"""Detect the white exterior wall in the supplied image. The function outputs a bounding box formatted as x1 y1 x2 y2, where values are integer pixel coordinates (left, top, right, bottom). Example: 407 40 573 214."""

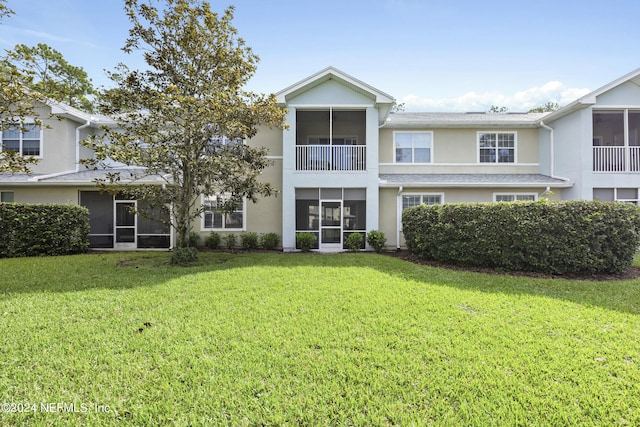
280 80 383 251
552 81 640 200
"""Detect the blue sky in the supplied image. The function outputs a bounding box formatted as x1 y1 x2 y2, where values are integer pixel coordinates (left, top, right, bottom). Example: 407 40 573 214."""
2 0 639 111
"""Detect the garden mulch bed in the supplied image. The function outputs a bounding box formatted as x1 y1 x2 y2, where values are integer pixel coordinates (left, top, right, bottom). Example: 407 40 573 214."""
383 250 640 281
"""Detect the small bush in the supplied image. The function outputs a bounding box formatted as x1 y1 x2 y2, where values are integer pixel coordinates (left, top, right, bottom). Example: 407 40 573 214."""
296 232 317 252
188 231 201 248
240 232 259 250
366 230 387 253
170 246 198 265
0 203 89 258
261 232 280 250
224 234 237 250
345 232 364 252
204 232 221 249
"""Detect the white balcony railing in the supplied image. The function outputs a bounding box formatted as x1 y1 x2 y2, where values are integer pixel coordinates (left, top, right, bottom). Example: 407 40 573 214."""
296 145 366 171
593 146 640 172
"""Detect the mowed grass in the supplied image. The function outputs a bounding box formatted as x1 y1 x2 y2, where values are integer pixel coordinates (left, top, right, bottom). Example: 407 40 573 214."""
1 252 639 426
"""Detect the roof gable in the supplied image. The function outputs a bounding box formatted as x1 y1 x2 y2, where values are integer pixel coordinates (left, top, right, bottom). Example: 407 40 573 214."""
276 66 395 106
542 68 640 123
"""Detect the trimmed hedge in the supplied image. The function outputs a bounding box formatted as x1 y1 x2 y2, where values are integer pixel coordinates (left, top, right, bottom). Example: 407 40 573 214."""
0 203 90 258
402 200 640 275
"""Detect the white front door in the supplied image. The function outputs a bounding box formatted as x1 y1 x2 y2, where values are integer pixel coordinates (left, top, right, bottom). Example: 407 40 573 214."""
115 200 137 250
320 200 342 250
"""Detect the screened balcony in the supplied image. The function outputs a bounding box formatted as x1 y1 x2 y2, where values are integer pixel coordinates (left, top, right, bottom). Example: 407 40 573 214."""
296 110 366 172
593 110 640 172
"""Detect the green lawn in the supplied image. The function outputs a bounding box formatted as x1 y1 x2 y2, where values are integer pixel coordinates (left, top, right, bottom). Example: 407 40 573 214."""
1 252 639 426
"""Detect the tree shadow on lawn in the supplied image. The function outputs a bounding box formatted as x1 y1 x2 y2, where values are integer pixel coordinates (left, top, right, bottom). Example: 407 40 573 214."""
1 250 638 315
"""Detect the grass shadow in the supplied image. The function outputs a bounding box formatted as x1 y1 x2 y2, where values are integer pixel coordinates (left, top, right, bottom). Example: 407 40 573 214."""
1 250 638 315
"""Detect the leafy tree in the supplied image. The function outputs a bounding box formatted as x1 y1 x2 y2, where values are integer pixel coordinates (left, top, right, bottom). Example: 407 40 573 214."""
0 0 45 173
528 101 559 113
488 105 508 114
6 43 96 112
83 0 286 261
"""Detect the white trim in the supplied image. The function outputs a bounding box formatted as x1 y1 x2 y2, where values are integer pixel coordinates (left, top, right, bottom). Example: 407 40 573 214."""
492 192 538 202
266 155 283 160
393 130 434 164
1 122 44 159
378 162 539 167
476 131 517 164
200 193 247 232
287 104 373 109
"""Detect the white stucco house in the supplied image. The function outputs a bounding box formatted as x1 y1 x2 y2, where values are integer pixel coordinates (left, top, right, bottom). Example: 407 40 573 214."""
2 67 640 251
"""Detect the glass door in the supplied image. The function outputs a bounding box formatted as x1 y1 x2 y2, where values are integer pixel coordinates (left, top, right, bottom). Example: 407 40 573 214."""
115 200 137 249
320 200 341 250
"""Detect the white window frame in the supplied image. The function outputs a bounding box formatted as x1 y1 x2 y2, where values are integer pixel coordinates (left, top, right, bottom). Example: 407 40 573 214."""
1 123 43 158
0 191 15 202
201 194 246 231
493 193 538 202
477 131 517 164
393 131 433 164
401 193 445 210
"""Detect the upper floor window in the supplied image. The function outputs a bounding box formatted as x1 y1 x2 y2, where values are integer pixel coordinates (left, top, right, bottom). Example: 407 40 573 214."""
494 193 537 202
402 193 443 210
1 124 42 157
394 132 432 163
202 194 244 230
205 135 244 154
478 132 515 163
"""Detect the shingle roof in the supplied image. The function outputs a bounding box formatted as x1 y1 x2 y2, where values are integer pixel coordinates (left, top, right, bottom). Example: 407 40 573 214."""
0 168 167 185
379 173 572 188
384 112 548 128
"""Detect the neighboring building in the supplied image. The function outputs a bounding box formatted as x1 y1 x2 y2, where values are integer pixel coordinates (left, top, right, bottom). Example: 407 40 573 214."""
2 67 640 251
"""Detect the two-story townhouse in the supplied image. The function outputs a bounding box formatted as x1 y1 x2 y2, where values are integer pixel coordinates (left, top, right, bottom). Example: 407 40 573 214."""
2 66 640 252
0 102 172 250
538 68 640 205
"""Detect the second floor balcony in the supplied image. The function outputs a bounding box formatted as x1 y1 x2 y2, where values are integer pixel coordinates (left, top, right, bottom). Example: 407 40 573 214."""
296 145 366 171
593 146 640 172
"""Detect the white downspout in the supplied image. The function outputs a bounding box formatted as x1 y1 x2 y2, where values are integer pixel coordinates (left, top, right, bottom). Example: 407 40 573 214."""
29 119 92 182
396 186 403 250
540 120 572 182
75 120 91 172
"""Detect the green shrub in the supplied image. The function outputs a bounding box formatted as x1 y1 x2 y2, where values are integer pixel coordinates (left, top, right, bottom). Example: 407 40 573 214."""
188 231 201 248
204 232 221 249
402 200 640 275
296 232 317 252
223 233 237 250
240 232 259 250
170 246 198 265
261 232 279 250
345 232 364 252
0 203 89 258
366 230 387 253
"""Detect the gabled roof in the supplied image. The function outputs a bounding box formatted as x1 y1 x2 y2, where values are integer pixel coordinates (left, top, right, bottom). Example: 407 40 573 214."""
275 66 395 106
48 100 116 127
540 67 640 123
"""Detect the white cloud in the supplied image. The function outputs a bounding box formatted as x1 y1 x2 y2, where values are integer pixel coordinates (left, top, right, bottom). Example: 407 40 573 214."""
3 26 98 48
401 81 591 112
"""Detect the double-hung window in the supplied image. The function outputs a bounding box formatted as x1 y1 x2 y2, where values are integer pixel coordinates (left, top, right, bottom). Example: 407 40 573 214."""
478 132 515 163
0 191 14 202
395 132 432 163
2 124 42 157
402 194 443 210
494 193 537 202
202 194 244 230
